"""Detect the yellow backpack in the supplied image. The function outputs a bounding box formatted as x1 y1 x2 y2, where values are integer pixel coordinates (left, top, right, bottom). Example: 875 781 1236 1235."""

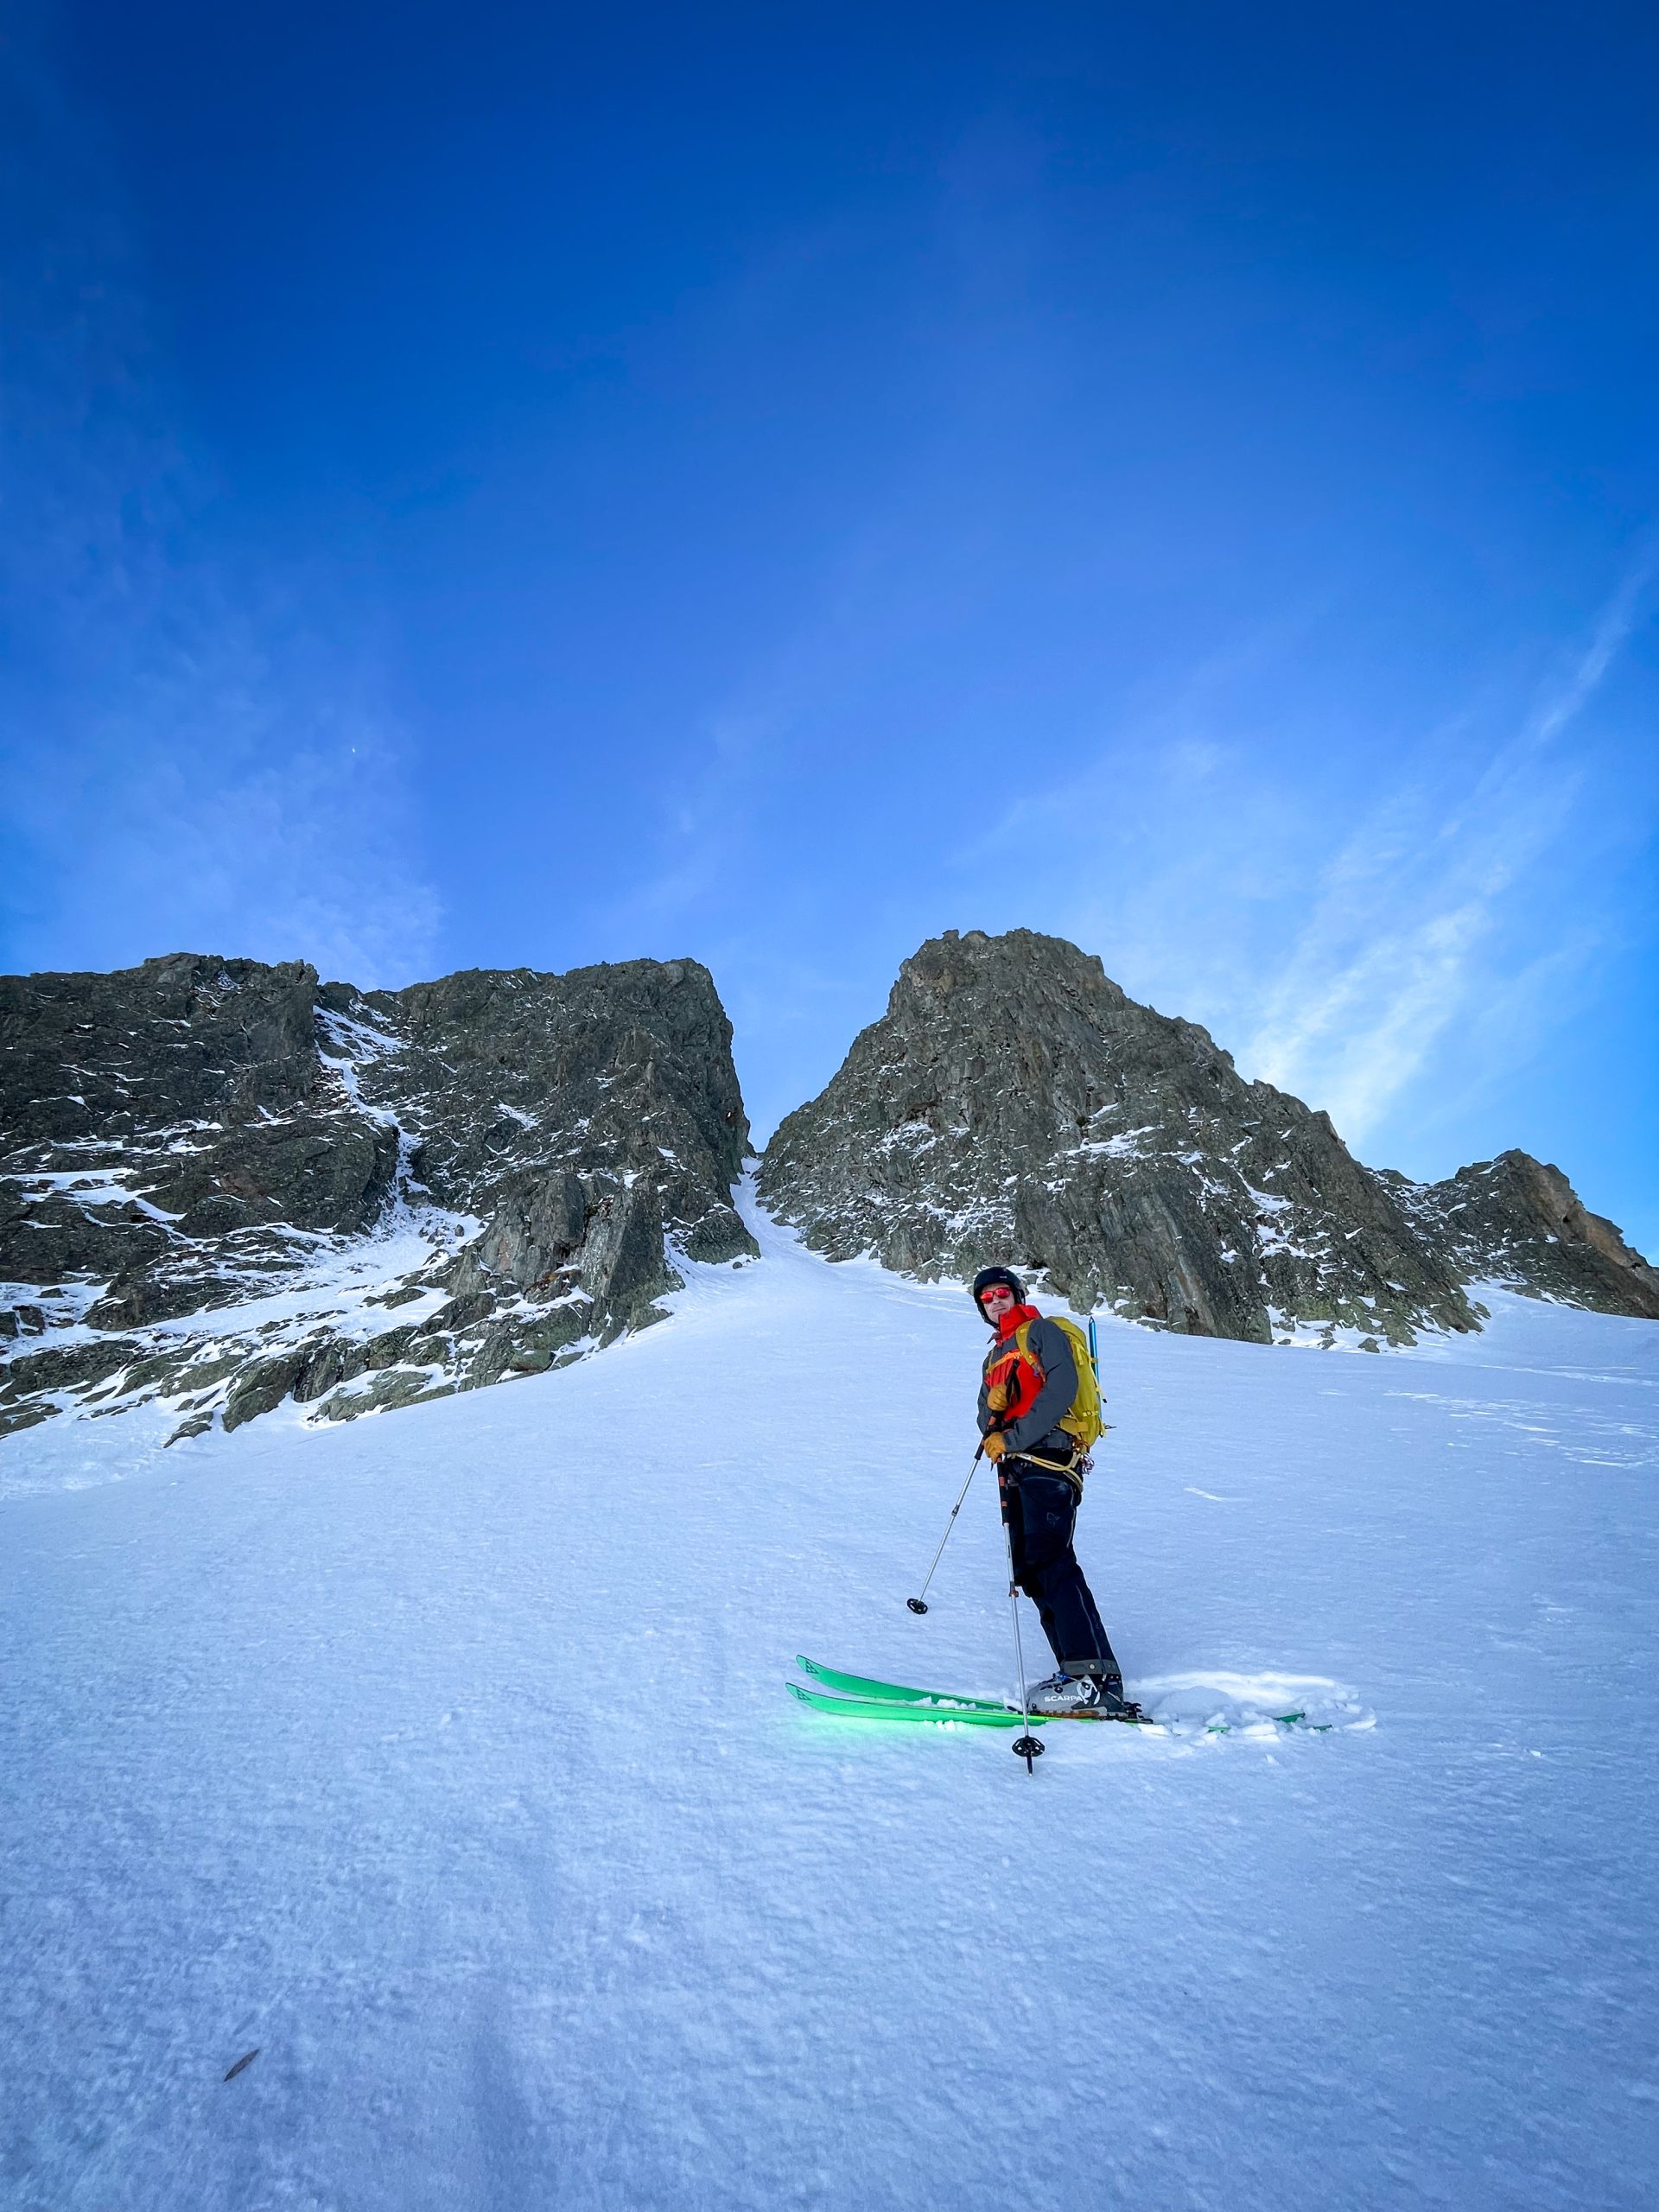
1015 1316 1105 1452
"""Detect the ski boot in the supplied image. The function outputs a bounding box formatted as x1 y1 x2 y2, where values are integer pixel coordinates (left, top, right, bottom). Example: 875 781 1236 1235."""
1026 1670 1144 1721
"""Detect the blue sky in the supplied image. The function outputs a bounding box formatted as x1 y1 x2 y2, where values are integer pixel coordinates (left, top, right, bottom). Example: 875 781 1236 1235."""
3 1 1656 1250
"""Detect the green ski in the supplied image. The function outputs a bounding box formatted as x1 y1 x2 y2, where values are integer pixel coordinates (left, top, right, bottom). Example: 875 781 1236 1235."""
791 1659 1324 1733
790 1661 1155 1727
795 1656 1014 1712
787 1681 1034 1726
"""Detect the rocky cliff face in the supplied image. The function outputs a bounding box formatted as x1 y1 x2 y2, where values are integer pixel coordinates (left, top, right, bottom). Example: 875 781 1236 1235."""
1 953 753 1440
7 931 1649 1440
758 929 1655 1346
1392 1152 1659 1321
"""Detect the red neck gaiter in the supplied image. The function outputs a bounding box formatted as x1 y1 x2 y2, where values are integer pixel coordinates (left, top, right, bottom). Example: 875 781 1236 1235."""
994 1301 1040 1342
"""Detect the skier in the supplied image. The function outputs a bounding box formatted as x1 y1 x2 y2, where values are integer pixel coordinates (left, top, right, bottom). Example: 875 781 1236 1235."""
971 1266 1140 1718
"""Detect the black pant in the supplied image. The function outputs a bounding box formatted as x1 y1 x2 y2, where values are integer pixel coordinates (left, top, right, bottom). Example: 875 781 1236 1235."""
1000 1464 1119 1677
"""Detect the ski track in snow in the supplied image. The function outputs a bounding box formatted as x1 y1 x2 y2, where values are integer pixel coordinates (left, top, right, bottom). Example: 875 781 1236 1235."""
3 1187 1658 2209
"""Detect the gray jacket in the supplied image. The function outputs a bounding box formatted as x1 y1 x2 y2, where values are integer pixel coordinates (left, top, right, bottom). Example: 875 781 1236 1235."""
977 1313 1078 1457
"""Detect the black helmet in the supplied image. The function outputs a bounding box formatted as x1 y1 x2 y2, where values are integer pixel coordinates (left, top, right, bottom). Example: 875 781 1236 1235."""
970 1265 1025 1320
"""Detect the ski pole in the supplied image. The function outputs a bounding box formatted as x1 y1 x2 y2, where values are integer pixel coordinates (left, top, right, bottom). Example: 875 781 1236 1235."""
1001 1474 1045 1771
906 1445 983 1615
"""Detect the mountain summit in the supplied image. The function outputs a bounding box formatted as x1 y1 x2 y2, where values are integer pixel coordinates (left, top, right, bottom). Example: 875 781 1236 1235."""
1 953 753 1438
758 928 1658 1345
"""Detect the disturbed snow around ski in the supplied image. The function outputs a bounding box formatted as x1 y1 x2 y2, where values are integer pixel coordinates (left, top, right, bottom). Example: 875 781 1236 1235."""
4 1180 1657 2211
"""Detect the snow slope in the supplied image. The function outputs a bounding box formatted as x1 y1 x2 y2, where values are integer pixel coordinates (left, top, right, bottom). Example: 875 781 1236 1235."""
3 1186 1657 2210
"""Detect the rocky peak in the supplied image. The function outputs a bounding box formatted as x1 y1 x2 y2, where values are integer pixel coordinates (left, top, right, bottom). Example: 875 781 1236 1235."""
340 958 747 1243
1395 1151 1659 1320
2 951 754 1440
759 927 1653 1347
3 954 330 1143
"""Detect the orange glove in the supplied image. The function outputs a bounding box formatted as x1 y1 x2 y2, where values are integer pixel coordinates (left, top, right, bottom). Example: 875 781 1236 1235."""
983 1429 1010 1461
986 1382 1010 1414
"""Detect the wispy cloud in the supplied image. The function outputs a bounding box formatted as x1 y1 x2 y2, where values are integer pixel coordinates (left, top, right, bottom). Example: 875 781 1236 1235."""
1239 563 1651 1145
0 33 439 987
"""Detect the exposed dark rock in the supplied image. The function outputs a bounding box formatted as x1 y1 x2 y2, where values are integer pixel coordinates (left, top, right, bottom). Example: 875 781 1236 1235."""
149 1117 400 1238
0 1400 59 1437
577 1183 677 1333
0 1337 147 1402
223 1351 308 1433
112 1346 201 1397
760 928 1652 1344
83 1266 248 1332
290 1338 372 1404
464 1305 590 1389
681 1204 753 1262
426 1292 496 1332
450 1168 588 1295
162 1351 251 1403
360 1325 419 1370
0 1191 171 1287
343 957 755 1281
1395 1152 1659 1319
314 1369 455 1421
0 953 321 1142
0 955 397 1327
3 949 753 1439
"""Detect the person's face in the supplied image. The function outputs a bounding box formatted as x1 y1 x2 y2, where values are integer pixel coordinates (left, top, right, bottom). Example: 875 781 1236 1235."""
979 1284 1015 1320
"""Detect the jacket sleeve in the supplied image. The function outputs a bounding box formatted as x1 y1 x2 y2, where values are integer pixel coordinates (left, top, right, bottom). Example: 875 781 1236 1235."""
1001 1317 1077 1452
